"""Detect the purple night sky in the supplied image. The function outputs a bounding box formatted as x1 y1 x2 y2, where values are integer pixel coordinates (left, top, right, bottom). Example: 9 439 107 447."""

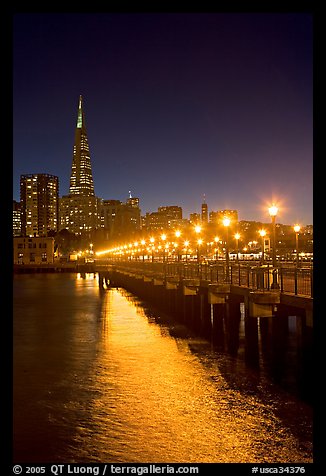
13 12 313 225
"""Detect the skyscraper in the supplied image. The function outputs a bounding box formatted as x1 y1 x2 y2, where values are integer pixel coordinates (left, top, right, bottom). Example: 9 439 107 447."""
20 174 59 237
13 200 21 237
201 202 208 224
69 95 95 197
59 96 101 234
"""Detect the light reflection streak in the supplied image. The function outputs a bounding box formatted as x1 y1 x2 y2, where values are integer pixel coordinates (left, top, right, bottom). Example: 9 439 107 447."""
79 287 312 463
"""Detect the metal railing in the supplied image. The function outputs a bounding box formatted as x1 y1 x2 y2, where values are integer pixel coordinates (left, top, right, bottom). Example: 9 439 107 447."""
95 259 313 298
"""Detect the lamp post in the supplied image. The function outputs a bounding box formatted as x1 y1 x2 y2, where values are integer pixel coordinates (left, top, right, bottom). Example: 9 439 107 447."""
294 224 301 268
175 230 181 261
259 229 266 264
194 225 202 264
134 242 138 261
214 236 219 261
268 204 279 289
141 239 146 262
197 238 203 264
184 240 189 263
234 233 240 263
223 217 231 282
161 233 167 262
268 205 278 266
150 237 155 262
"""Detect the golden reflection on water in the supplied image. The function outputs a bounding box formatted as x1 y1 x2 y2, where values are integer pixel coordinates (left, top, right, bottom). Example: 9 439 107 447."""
13 274 312 464
76 287 312 463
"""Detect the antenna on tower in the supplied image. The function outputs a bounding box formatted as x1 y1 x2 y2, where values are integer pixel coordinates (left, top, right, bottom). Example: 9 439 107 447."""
129 190 132 199
203 193 206 203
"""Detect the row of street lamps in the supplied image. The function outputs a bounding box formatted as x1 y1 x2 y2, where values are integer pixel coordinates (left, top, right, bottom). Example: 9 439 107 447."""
96 204 303 272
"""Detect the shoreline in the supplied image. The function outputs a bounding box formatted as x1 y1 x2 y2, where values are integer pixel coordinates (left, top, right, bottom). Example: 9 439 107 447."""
13 263 95 273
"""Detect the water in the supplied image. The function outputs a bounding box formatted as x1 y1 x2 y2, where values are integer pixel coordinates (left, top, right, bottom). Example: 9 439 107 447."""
13 273 313 463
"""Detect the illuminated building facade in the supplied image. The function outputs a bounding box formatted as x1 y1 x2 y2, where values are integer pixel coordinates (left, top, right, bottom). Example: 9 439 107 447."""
69 95 95 197
145 206 183 231
189 213 200 225
100 197 141 240
13 200 21 236
20 174 59 237
209 209 239 225
13 236 55 264
59 96 100 234
201 202 208 223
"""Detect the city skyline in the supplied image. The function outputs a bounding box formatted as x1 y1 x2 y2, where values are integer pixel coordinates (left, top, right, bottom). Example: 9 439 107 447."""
13 12 313 225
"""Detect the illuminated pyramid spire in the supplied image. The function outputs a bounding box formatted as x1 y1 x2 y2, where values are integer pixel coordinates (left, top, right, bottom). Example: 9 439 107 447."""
69 95 95 196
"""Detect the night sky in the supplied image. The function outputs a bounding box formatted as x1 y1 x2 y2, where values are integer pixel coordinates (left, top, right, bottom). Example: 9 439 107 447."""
13 12 313 225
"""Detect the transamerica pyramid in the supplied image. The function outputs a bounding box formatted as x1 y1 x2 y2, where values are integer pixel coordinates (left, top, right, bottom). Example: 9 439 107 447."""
69 95 95 197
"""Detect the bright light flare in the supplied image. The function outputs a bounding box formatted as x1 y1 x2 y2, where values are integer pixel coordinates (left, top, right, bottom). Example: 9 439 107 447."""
268 204 278 217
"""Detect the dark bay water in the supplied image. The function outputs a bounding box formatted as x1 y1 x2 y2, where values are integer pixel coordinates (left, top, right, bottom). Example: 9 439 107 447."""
13 273 313 463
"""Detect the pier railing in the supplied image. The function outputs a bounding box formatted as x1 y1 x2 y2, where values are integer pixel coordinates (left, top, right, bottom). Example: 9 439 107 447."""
95 260 313 298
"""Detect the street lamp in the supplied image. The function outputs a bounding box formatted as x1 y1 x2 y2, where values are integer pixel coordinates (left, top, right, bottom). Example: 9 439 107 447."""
175 230 181 261
161 233 167 262
141 239 146 261
197 238 203 264
133 242 138 261
214 236 219 261
184 240 189 262
223 217 231 282
234 233 240 263
150 237 155 262
268 205 278 266
268 204 279 289
259 229 266 264
294 224 301 267
194 225 202 265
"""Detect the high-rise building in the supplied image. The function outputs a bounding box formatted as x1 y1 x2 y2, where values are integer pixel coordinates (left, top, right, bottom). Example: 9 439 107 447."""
210 209 238 225
157 206 182 220
13 200 21 236
201 202 208 224
144 206 183 231
59 96 100 234
69 95 95 197
189 213 200 224
20 174 59 237
99 196 141 240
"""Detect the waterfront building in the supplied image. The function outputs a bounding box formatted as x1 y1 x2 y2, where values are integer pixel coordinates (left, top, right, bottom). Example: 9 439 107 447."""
13 236 55 264
59 96 101 234
20 173 59 237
